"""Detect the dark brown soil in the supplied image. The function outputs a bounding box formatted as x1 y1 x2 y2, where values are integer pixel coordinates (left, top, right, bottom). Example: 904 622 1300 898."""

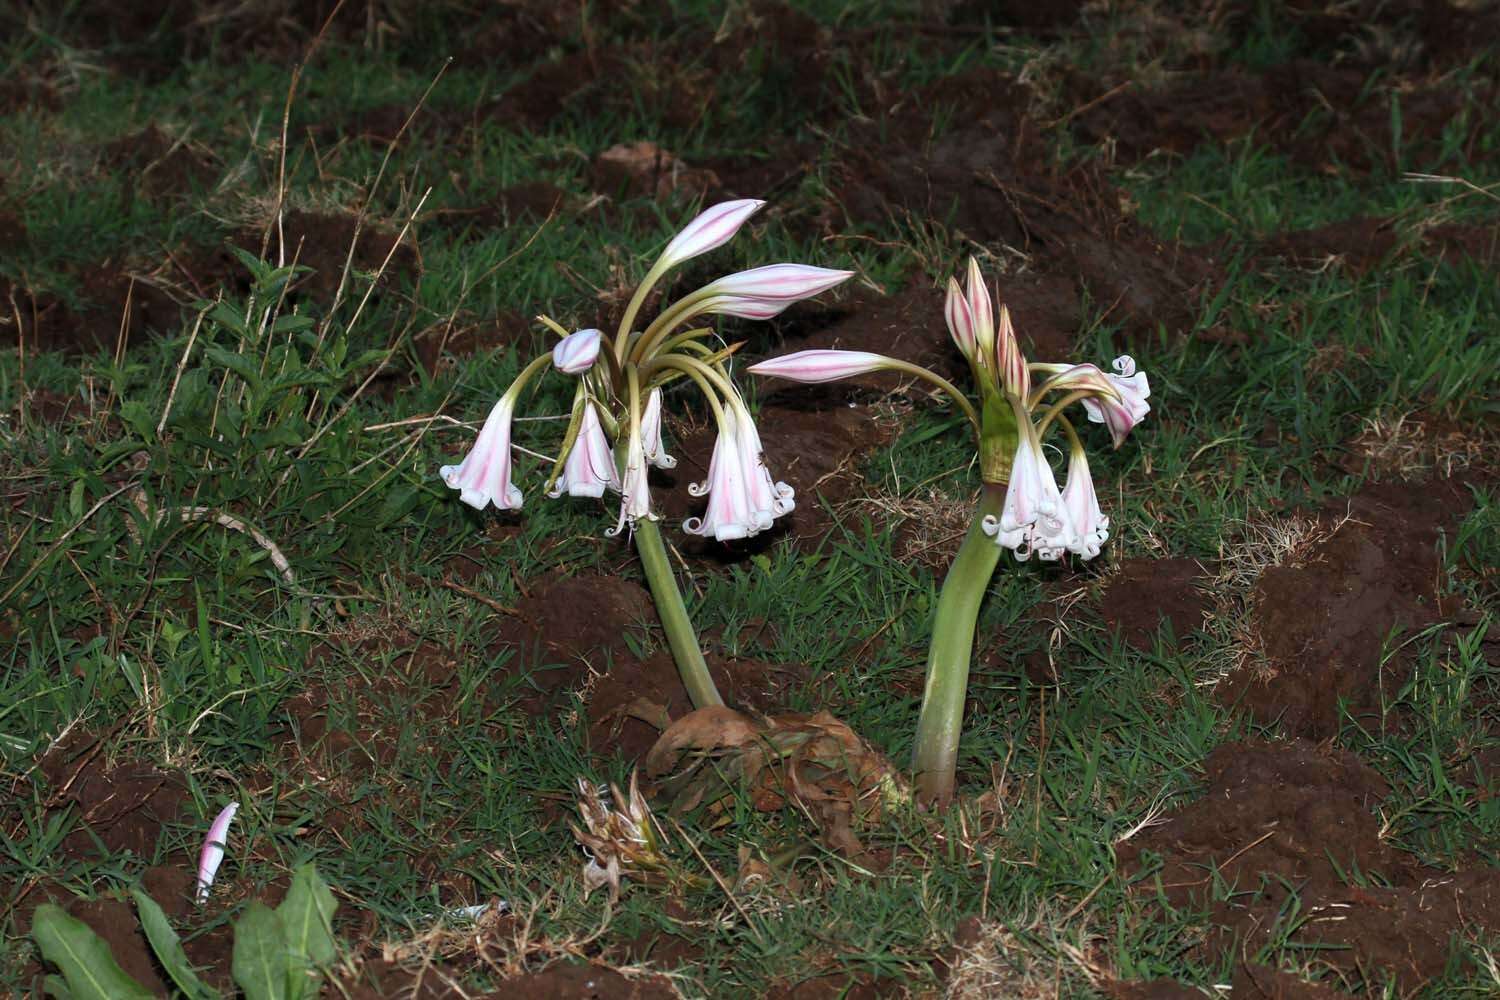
1233 963 1359 999
34 732 188 861
1111 965 1359 1000
101 126 218 201
415 309 534 377
1259 216 1500 276
484 572 809 762
1220 477 1473 738
2 260 194 355
832 68 1224 342
61 897 173 995
1118 739 1500 991
428 183 571 239
1097 558 1212 650
764 973 903 999
1073 56 1495 176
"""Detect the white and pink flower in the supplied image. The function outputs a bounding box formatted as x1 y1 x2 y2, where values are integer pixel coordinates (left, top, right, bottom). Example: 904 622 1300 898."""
983 429 1072 561
748 350 888 383
1060 448 1109 559
552 328 602 374
196 801 239 904
659 199 765 268
703 264 853 302
610 427 655 537
640 387 677 470
441 395 523 511
549 402 618 499
1081 355 1151 445
684 407 794 542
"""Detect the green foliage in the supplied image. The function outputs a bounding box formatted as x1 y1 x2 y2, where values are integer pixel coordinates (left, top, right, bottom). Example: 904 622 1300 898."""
31 905 155 1000
30 868 339 1000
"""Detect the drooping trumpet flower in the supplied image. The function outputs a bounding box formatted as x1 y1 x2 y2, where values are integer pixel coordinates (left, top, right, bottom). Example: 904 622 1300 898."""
440 200 852 709
751 258 1149 805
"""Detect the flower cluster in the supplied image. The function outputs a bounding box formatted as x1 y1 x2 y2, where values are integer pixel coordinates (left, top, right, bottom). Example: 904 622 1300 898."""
750 257 1150 561
439 199 851 542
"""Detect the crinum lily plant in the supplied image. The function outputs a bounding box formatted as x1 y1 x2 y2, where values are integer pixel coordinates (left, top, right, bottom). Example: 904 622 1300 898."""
750 259 1150 805
440 200 851 709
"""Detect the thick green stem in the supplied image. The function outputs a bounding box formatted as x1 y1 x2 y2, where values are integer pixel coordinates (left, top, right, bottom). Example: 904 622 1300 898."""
633 518 723 708
912 482 1006 807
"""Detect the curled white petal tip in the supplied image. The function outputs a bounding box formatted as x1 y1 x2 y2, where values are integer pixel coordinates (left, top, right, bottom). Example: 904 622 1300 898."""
748 350 889 384
196 801 239 904
1081 363 1151 445
641 388 677 470
682 408 794 542
440 397 524 511
552 328 602 375
660 199 765 267
992 434 1072 561
1061 450 1110 560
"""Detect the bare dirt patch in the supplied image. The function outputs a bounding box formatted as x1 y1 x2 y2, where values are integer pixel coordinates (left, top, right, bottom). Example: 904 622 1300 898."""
834 68 1223 341
1118 739 1500 992
482 572 809 761
34 731 188 862
1097 557 1212 651
101 126 218 201
1073 57 1492 176
1219 477 1473 738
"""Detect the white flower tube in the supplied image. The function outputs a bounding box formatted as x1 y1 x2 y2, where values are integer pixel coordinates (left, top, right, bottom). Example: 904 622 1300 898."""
684 409 756 541
548 403 618 498
552 328 602 374
196 802 239 904
734 407 795 531
748 350 889 383
982 430 1072 561
640 387 677 469
1060 448 1109 559
610 429 655 536
441 395 523 510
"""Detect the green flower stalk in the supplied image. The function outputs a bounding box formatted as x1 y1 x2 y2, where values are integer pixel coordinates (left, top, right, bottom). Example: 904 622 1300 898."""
750 258 1151 805
440 200 852 709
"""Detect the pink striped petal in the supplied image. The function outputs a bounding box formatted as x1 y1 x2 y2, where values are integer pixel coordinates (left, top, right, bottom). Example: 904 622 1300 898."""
749 350 890 383
196 802 239 904
660 200 764 268
703 264 852 301
944 276 976 362
552 328 602 375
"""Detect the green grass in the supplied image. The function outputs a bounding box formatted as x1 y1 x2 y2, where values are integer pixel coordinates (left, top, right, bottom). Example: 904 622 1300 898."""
2 3 1498 997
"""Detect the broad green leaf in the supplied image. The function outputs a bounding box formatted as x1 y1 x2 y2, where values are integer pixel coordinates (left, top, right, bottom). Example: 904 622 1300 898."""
30 903 155 1000
132 888 218 1000
203 346 263 386
231 901 291 1000
275 865 338 974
